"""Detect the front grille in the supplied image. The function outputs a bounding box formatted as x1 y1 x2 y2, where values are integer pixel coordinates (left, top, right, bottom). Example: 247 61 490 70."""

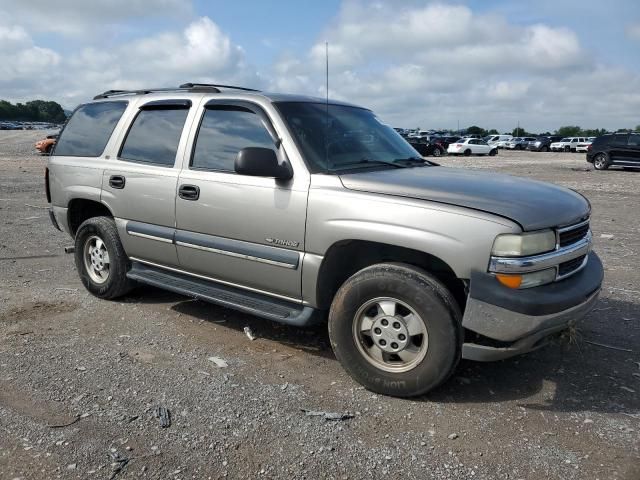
558 255 586 277
559 222 590 247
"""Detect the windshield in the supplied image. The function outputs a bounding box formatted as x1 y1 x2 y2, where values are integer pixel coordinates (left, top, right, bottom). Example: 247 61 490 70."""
275 102 424 173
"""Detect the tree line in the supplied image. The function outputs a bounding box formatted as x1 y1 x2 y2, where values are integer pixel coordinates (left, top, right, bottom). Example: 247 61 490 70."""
465 124 638 138
0 100 67 123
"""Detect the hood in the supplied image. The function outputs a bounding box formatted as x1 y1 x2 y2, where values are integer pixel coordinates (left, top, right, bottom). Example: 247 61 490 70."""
339 166 590 231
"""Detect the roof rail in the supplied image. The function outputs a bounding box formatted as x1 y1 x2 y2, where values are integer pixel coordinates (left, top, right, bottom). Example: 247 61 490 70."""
93 83 260 100
179 83 260 92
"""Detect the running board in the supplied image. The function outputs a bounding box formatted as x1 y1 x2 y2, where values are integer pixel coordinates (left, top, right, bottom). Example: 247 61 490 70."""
127 262 321 327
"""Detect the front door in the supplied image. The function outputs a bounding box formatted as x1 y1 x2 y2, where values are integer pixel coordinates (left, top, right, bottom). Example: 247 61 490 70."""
102 100 194 267
620 133 640 167
175 101 308 300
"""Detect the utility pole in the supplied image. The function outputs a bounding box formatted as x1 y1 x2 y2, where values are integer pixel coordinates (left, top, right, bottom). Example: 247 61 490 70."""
517 120 520 137
457 120 460 135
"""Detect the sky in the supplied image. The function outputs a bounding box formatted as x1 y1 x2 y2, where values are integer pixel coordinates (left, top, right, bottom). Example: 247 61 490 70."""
1 0 639 132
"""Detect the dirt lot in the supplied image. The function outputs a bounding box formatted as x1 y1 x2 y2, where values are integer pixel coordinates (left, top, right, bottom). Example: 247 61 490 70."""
1 131 638 479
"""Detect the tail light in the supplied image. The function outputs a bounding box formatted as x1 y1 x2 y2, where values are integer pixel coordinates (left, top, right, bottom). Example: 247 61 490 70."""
45 167 51 203
587 144 592 152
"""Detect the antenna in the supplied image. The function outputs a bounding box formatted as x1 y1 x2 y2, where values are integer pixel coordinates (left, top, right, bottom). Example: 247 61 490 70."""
325 41 329 174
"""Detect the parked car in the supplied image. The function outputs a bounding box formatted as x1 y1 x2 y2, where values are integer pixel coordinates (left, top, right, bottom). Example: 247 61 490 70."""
409 138 445 157
528 136 563 152
447 138 498 156
575 137 595 153
35 134 58 154
46 83 602 398
586 132 640 170
504 137 537 150
487 135 512 148
550 137 588 152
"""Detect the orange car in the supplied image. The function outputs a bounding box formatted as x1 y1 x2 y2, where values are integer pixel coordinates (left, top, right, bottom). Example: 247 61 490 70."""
35 134 57 154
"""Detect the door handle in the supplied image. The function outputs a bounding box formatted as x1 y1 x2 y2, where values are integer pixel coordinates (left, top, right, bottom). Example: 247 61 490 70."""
178 184 200 201
109 175 125 189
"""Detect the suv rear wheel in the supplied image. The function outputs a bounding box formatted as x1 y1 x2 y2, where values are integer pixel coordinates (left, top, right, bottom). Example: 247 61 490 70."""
74 217 133 299
593 153 609 171
328 263 462 397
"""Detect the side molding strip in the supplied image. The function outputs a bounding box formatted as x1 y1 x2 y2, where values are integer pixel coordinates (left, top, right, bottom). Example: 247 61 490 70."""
126 221 175 243
174 230 300 269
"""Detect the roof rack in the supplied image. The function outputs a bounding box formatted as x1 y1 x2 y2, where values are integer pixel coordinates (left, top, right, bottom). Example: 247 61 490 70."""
93 83 260 100
179 83 260 92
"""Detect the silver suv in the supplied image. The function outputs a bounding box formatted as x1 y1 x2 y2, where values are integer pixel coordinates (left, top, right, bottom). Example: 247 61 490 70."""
46 83 603 397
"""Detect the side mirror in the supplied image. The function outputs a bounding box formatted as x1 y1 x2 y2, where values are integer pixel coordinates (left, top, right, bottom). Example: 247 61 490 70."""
234 147 292 180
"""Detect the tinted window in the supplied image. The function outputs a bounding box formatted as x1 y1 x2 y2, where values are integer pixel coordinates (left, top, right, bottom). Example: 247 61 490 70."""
628 133 640 146
120 108 189 166
613 134 629 145
54 102 127 157
192 107 275 171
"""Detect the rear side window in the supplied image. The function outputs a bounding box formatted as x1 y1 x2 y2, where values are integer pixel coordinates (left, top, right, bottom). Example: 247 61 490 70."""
120 108 189 166
191 107 274 172
628 133 640 146
54 101 127 157
613 134 629 145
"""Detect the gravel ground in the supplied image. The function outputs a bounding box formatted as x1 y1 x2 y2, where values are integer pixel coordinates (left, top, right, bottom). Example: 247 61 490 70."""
0 131 638 479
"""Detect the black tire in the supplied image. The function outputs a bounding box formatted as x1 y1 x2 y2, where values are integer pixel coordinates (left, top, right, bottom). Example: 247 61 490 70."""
593 153 609 171
328 263 462 397
516 144 522 150
564 146 570 152
541 146 549 152
74 216 133 299
489 149 497 156
432 148 442 157
463 149 471 156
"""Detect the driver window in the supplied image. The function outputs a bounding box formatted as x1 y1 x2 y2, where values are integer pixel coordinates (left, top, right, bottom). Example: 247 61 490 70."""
191 107 275 172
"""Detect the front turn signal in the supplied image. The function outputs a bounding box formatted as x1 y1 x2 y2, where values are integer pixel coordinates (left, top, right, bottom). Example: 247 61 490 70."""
496 274 523 289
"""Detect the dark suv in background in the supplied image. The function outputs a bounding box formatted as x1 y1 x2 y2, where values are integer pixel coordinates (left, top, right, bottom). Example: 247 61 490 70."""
528 136 563 152
408 137 445 157
587 133 640 170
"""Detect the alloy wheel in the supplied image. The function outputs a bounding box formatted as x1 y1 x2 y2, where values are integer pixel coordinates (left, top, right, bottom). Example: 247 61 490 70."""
352 297 429 373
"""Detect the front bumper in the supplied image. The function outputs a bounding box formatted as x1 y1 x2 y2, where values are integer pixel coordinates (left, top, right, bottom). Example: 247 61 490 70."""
461 252 603 361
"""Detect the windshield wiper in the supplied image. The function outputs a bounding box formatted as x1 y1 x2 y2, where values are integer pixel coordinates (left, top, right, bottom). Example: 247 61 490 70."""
332 158 409 170
394 156 427 164
395 156 437 167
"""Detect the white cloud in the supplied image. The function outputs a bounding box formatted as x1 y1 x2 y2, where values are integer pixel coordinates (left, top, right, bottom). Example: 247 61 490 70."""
0 25 60 83
268 1 638 131
0 16 257 107
0 1 638 132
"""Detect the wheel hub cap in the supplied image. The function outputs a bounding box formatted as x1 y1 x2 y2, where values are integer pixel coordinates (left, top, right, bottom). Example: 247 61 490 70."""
83 235 110 284
371 315 409 353
353 297 429 373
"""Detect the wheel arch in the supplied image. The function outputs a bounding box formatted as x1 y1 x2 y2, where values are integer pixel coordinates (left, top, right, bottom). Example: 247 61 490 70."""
67 198 114 236
313 239 467 313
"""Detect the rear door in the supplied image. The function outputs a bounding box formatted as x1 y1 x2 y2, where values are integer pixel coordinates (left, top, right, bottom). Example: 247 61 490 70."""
101 99 196 267
608 133 629 163
174 100 308 300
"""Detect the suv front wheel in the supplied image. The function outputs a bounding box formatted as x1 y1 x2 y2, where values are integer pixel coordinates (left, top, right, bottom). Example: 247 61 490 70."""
74 217 133 299
328 263 462 397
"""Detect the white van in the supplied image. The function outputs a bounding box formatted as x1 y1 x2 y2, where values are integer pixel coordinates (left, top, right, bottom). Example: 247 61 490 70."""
487 135 513 148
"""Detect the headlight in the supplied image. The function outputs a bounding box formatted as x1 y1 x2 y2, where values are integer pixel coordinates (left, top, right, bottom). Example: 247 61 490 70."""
491 230 556 257
495 268 556 289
